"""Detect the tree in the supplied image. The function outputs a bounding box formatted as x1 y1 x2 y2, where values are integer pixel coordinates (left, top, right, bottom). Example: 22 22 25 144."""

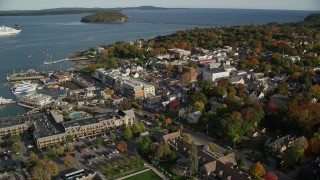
31 165 51 180
104 87 115 95
178 124 184 131
155 142 172 160
192 101 205 112
28 152 40 167
180 72 191 86
64 154 74 168
9 134 21 144
119 99 132 110
11 143 22 154
181 133 192 143
110 133 117 143
208 143 219 153
249 162 266 180
46 161 59 176
189 92 208 104
48 148 58 158
289 136 308 162
165 118 172 126
57 146 65 155
66 145 74 153
169 99 181 111
66 135 74 143
117 141 128 153
124 125 133 140
94 137 104 146
237 156 245 168
188 142 199 176
264 172 278 180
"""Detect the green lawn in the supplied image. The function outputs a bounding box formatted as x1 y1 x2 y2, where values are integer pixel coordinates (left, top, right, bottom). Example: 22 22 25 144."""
158 162 185 180
125 170 162 180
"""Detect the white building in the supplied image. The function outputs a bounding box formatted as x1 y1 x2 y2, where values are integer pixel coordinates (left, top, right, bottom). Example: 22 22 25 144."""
284 55 301 63
202 69 230 82
19 93 53 108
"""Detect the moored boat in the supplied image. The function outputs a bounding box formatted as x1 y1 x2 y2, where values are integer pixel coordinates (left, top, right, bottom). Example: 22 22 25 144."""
0 96 16 104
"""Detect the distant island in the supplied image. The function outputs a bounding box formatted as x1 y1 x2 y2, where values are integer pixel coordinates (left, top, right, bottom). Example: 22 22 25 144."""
81 11 129 24
0 6 183 16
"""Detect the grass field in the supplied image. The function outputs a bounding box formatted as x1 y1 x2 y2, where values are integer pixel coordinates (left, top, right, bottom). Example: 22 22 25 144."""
125 170 162 180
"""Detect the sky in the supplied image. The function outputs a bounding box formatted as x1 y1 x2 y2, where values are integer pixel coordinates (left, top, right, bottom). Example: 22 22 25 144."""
0 0 320 11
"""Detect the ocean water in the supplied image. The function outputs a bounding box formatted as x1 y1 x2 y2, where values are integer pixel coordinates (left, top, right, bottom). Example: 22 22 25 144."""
0 8 318 118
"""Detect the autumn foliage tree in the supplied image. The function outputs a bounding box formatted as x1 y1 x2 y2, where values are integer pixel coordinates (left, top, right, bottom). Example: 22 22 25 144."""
264 172 278 180
64 154 74 168
180 72 191 86
165 118 172 125
118 141 128 153
169 99 181 111
249 162 266 180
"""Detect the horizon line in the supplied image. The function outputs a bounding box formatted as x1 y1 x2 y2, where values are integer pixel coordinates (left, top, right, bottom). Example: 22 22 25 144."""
1 6 320 12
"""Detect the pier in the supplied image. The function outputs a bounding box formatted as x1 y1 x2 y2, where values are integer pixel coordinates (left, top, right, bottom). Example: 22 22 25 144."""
7 69 46 83
43 57 91 65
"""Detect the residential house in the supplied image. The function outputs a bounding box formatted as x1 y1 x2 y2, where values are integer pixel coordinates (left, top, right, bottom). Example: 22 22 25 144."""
187 111 202 124
229 76 245 85
249 91 265 101
162 131 181 144
270 94 290 107
265 135 296 155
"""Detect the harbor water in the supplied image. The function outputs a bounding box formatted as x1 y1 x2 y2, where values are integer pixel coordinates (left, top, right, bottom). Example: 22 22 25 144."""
0 8 318 117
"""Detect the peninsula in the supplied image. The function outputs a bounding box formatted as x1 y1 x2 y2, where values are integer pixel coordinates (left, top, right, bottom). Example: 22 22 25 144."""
0 6 172 16
80 11 129 24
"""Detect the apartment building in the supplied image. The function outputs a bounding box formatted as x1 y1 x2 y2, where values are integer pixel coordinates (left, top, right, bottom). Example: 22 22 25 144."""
94 68 155 99
0 109 135 149
0 115 30 138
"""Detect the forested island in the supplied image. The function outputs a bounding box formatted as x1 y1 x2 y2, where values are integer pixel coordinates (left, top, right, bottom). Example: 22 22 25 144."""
81 11 129 24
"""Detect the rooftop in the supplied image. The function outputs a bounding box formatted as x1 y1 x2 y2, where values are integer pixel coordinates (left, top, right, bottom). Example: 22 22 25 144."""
33 114 64 138
0 115 32 129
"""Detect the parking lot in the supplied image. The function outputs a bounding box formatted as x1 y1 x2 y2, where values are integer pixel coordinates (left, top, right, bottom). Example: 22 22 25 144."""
47 136 127 172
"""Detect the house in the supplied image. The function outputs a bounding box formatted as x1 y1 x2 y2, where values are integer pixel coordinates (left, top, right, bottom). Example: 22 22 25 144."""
200 153 249 180
200 160 249 180
229 76 245 85
249 91 265 101
187 111 202 124
284 55 301 63
210 100 224 112
162 131 181 144
270 94 290 107
265 135 296 154
131 72 139 78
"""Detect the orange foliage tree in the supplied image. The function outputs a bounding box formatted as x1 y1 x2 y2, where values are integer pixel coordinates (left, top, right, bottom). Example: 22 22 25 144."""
249 162 266 179
264 172 278 180
165 118 172 125
117 141 128 153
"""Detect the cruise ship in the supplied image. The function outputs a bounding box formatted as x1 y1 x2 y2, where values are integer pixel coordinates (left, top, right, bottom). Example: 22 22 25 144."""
11 82 38 94
0 97 16 105
0 25 21 35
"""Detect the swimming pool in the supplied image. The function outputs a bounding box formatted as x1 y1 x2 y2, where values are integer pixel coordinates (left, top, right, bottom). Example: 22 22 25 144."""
69 111 86 120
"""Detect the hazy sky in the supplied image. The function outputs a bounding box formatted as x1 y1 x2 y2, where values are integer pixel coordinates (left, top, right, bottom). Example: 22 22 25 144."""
1 0 320 11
